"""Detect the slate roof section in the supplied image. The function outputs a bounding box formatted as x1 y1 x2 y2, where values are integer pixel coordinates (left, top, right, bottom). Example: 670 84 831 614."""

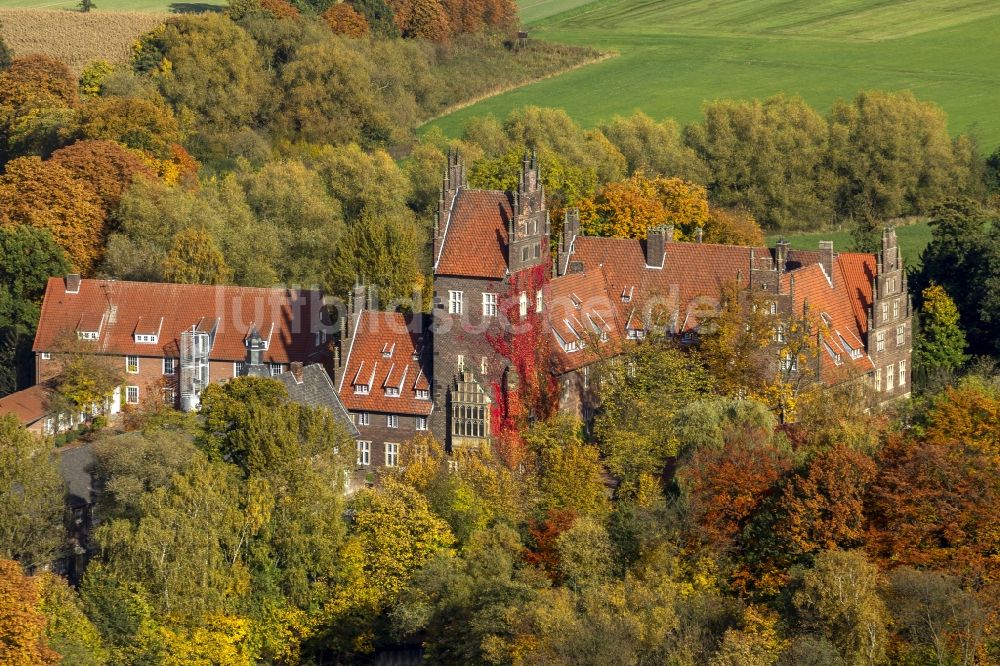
337 311 432 416
0 383 52 427
33 278 327 364
278 364 360 438
435 189 512 279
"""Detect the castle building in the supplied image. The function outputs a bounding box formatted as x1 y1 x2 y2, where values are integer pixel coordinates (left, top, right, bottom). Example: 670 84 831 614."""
332 152 912 471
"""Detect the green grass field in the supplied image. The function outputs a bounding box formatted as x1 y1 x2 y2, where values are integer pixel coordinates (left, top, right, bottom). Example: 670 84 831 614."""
428 0 1000 149
766 222 932 269
0 0 222 12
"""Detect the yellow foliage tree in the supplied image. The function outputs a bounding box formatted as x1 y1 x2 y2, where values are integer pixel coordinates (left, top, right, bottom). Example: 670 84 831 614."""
578 172 709 240
162 227 231 285
159 615 256 666
0 559 59 666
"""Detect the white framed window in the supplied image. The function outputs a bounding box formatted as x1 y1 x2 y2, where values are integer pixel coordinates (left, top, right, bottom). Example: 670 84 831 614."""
448 290 463 315
356 440 371 466
44 417 55 435
876 331 885 353
416 416 427 431
162 388 175 404
899 359 907 387
457 355 465 371
875 368 882 392
78 331 98 341
385 442 399 467
126 355 139 374
519 292 528 318
896 325 905 347
357 412 370 426
480 356 488 375
387 414 398 428
775 325 785 343
385 386 400 397
881 302 888 321
163 357 175 375
416 389 430 400
769 301 777 315
269 362 283 377
893 299 900 319
886 363 895 391
40 352 51 360
536 289 544 313
134 334 158 344
354 384 370 395
234 361 245 377
482 292 497 317
126 385 139 404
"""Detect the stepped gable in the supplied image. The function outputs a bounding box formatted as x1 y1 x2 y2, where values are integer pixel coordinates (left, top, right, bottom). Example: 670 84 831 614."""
547 268 625 374
32 277 325 363
435 189 513 279
336 310 432 417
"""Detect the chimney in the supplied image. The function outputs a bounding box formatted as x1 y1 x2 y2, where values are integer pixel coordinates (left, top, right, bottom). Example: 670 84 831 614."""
65 274 81 294
557 208 580 276
818 240 835 282
695 227 703 243
290 361 304 384
775 239 790 273
646 225 672 267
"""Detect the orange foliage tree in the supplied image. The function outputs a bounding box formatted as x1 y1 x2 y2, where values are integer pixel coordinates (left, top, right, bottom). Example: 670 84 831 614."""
866 433 1000 584
773 444 876 560
0 156 105 274
578 172 709 240
260 0 300 19
0 559 59 666
921 378 1000 456
389 0 451 40
322 3 371 37
49 140 156 211
704 206 764 246
0 54 78 113
440 0 517 34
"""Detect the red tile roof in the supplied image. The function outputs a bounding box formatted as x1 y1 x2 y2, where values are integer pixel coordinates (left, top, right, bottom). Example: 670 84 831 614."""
571 237 754 333
0 384 52 426
33 278 327 364
435 189 512 279
336 311 432 416
546 268 625 374
781 256 875 376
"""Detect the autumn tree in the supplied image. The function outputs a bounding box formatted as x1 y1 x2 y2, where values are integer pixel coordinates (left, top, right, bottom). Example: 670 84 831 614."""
36 573 107 665
0 226 68 394
792 550 888 666
771 445 876 563
0 156 105 273
865 433 1000 582
0 28 11 70
523 415 609 518
0 54 77 113
579 172 709 239
921 376 999 457
913 283 967 383
49 344 124 415
703 206 764 246
75 96 182 160
0 559 60 666
594 340 714 500
0 416 66 569
161 227 232 285
684 94 831 230
389 0 450 40
49 139 156 211
351 0 399 37
322 3 370 36
328 209 424 304
600 112 708 182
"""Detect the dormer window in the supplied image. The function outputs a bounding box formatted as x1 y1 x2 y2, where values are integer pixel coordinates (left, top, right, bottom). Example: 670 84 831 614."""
621 286 634 303
416 389 430 400
78 331 99 340
354 384 370 395
134 334 158 344
820 312 832 328
381 342 395 358
571 294 582 310
627 328 645 340
385 386 400 397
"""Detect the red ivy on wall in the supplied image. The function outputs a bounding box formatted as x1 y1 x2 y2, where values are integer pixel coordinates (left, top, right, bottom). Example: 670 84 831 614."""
486 262 557 468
